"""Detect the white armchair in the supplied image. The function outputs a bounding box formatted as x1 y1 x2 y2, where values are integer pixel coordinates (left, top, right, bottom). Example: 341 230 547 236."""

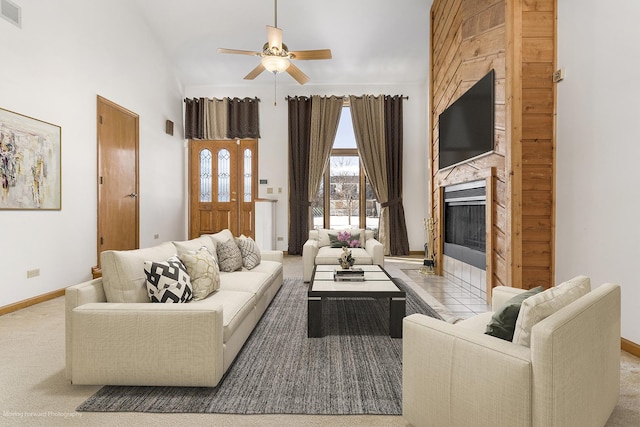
402 278 621 427
302 228 384 282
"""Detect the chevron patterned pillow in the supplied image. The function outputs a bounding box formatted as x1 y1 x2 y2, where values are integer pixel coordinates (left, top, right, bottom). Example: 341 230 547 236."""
144 256 193 303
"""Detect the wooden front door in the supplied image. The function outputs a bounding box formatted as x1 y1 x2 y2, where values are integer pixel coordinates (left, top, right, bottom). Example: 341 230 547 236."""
189 139 257 239
96 96 139 266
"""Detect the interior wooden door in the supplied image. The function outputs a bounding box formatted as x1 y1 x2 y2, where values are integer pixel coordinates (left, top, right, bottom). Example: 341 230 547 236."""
96 96 139 267
189 139 257 239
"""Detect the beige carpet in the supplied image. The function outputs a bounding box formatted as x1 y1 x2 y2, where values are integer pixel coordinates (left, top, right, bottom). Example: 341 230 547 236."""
0 256 638 426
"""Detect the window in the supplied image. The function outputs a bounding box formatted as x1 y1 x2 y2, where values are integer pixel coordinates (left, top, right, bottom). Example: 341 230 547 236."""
312 106 380 236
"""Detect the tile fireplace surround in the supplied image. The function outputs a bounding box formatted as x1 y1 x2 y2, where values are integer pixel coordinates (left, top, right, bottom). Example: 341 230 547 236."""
442 255 487 302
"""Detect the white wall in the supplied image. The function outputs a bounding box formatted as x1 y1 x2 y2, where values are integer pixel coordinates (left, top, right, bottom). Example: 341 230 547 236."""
185 81 429 253
557 0 640 344
0 0 185 307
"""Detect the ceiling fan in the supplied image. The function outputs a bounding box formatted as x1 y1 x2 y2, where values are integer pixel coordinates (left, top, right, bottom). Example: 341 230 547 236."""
217 0 332 85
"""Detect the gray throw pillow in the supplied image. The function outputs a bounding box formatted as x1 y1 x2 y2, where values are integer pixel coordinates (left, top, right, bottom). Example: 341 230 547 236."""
485 286 544 341
235 236 261 270
216 239 243 272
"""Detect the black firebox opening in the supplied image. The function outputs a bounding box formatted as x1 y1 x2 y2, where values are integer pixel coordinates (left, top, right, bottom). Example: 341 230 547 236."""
443 182 487 270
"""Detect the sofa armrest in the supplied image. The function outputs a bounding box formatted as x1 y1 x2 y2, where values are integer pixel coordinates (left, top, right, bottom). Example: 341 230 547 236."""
529 283 621 427
491 285 527 310
260 250 283 263
365 238 384 267
302 239 319 282
70 302 225 387
403 313 532 427
65 279 106 380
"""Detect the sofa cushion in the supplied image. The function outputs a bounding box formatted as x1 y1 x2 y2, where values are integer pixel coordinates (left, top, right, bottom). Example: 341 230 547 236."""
101 242 177 303
235 236 261 270
217 239 243 272
513 275 591 347
143 256 193 303
315 246 372 265
485 286 543 341
192 290 256 342
248 260 283 281
179 246 220 301
173 235 217 260
207 229 235 244
219 271 271 301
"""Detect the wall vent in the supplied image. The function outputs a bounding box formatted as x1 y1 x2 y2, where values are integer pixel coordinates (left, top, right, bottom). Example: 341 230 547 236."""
1 0 21 28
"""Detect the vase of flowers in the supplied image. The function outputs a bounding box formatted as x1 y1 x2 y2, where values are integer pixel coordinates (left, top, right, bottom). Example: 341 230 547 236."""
338 246 356 269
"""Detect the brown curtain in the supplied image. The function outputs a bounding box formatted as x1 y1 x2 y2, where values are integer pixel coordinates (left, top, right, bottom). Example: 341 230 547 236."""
384 95 410 255
308 95 343 227
227 97 260 139
349 95 390 254
287 96 312 255
184 97 204 140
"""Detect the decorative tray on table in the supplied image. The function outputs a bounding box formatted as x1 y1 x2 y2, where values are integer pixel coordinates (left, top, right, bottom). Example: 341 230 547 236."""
333 268 365 282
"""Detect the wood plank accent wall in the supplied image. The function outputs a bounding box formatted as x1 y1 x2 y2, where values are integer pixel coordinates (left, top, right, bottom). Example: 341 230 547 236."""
430 0 556 291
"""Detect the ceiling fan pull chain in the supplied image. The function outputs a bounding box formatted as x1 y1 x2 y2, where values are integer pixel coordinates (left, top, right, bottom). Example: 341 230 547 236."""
274 74 278 106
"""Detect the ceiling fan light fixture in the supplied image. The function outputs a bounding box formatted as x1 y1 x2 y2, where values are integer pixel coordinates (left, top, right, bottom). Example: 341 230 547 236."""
261 55 290 73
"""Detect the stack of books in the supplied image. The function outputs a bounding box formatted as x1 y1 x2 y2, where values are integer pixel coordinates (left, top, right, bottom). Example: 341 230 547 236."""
334 268 365 282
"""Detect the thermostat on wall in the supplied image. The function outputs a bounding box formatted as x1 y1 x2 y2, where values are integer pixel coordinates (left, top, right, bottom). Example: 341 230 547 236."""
259 179 268 185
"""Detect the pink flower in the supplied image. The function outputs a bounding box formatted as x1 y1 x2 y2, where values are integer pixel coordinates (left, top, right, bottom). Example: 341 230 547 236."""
349 239 360 248
337 231 351 242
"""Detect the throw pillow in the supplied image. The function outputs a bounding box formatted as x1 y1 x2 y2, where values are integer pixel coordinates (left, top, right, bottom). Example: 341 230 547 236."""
216 238 243 272
144 256 193 303
512 275 591 347
328 231 361 248
179 246 220 301
235 236 262 270
485 286 543 341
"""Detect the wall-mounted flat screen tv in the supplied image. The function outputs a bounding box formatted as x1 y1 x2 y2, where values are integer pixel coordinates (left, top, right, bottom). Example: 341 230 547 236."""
438 69 495 169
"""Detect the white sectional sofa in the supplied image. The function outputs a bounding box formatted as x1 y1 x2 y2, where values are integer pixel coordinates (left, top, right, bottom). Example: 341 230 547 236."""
403 276 621 427
302 228 384 282
65 229 283 388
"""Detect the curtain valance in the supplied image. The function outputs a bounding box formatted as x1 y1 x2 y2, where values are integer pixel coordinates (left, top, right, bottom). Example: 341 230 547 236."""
184 97 260 140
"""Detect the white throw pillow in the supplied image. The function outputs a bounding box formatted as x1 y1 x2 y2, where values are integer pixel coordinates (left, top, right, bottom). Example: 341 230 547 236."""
512 275 591 347
179 246 220 301
143 256 193 303
236 236 262 270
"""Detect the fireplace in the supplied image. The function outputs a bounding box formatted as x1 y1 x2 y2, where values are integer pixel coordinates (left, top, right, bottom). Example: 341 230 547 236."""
443 181 486 270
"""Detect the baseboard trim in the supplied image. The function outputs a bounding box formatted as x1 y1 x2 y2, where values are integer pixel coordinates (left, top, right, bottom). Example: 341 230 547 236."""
0 288 65 316
622 338 640 358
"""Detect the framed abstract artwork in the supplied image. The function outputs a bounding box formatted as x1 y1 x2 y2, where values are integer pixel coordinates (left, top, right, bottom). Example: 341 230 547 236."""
0 107 61 210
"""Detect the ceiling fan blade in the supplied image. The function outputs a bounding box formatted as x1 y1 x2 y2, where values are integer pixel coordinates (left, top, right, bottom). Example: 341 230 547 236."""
244 63 266 80
217 48 260 56
286 62 310 85
289 49 332 60
266 25 283 50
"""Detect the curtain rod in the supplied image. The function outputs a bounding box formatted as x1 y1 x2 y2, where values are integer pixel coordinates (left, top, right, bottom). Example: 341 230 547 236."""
183 97 261 102
285 95 409 101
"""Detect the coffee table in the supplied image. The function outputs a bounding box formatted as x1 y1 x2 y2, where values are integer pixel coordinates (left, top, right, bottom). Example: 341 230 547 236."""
307 264 406 338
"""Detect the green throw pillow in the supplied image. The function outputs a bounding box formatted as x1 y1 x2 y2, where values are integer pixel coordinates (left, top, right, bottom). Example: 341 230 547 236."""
485 286 544 341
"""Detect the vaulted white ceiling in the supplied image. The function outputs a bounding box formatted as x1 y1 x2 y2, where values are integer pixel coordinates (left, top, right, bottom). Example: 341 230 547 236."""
131 0 432 89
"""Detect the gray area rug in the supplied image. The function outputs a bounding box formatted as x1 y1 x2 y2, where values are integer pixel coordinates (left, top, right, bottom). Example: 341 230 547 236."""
77 276 443 415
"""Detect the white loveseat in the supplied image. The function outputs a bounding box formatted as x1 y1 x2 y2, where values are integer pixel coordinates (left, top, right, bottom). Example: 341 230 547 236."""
403 276 621 427
302 228 384 282
65 229 283 388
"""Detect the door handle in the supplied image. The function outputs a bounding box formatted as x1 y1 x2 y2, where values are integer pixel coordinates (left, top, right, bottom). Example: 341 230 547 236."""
128 193 138 198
